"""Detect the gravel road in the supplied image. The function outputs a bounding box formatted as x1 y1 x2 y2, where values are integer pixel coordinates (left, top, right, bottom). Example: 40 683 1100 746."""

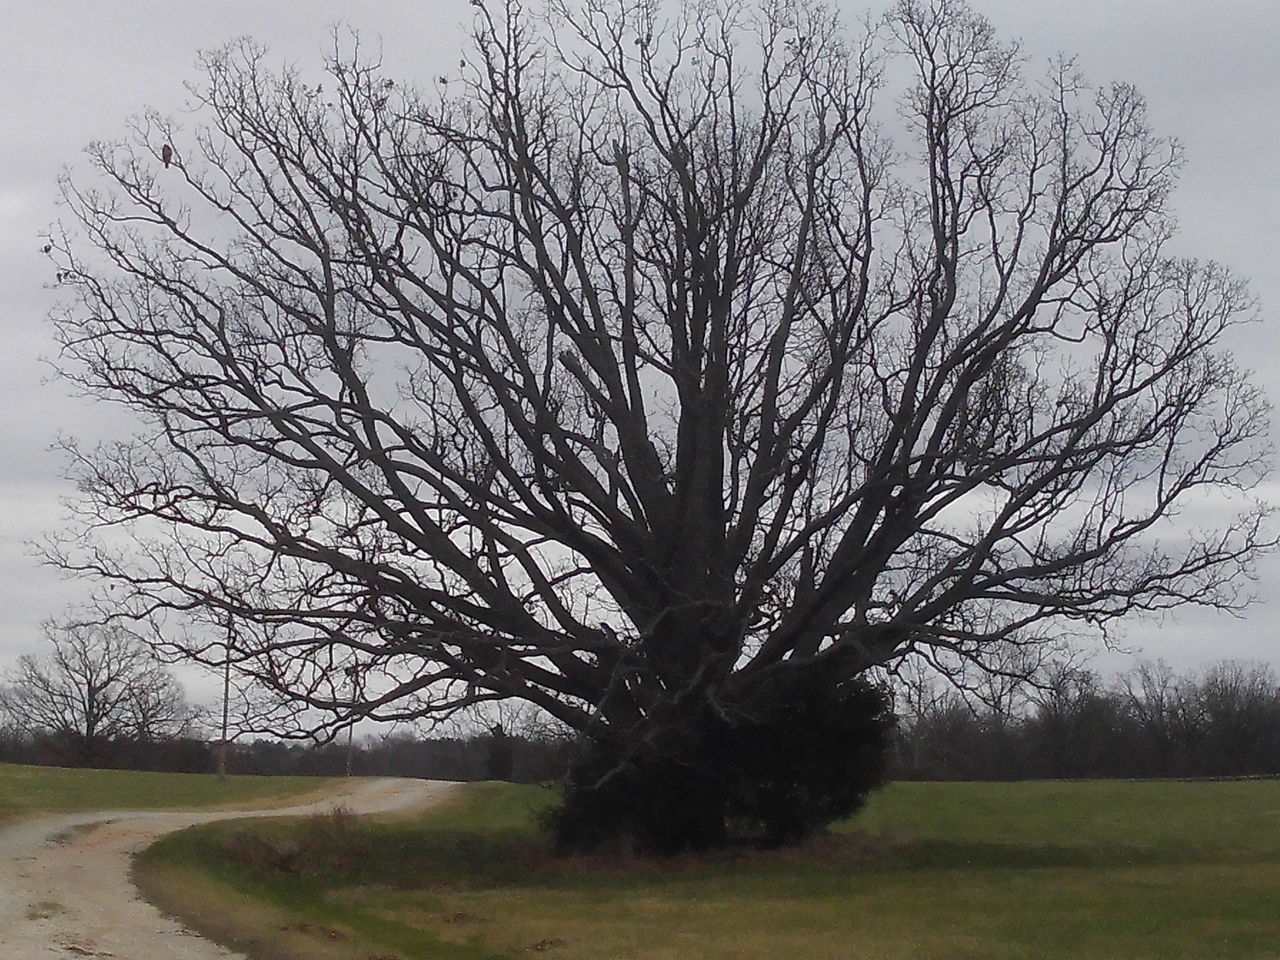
0 777 455 959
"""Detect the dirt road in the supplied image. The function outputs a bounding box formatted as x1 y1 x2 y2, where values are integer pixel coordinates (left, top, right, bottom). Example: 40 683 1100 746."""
0 777 455 959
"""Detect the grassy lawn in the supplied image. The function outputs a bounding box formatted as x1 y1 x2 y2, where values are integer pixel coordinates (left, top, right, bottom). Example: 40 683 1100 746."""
0 761 340 825
135 778 1280 960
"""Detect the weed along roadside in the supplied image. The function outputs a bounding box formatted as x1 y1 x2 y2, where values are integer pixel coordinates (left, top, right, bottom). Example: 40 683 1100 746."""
131 779 1280 960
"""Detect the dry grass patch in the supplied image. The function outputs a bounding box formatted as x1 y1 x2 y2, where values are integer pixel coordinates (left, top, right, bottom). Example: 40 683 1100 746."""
136 780 1280 960
133 859 372 960
0 762 339 825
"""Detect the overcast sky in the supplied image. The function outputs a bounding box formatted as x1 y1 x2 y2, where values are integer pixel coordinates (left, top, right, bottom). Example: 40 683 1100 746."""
2 0 1278 703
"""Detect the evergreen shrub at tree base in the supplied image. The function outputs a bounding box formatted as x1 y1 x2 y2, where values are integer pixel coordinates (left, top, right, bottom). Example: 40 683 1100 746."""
547 676 895 855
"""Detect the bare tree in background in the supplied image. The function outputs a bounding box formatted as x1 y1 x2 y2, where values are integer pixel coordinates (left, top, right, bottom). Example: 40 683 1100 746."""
0 625 191 766
1119 659 1189 777
46 0 1271 849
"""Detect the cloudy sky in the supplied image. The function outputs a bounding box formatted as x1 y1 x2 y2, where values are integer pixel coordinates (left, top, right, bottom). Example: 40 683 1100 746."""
2 0 1278 700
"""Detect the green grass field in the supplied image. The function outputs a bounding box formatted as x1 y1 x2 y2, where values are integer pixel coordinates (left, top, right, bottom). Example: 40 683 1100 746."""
0 761 339 825
135 777 1280 960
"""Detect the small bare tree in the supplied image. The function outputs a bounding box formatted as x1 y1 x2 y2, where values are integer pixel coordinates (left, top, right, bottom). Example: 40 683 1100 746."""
1119 659 1188 776
46 0 1271 848
1 624 191 766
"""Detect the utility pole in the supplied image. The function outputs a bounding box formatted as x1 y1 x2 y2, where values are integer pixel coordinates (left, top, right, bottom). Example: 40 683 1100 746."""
216 622 232 780
344 664 360 777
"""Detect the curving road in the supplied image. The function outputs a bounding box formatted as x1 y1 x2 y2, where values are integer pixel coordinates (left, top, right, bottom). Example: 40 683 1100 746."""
0 777 455 959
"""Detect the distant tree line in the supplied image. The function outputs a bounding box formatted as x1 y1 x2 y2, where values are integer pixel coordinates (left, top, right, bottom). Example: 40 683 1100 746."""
5 621 1275 785
892 660 1280 780
0 623 571 782
0 724 214 773
225 728 571 783
0 719 571 784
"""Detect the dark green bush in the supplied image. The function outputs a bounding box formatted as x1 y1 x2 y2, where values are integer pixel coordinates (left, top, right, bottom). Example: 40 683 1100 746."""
547 675 894 854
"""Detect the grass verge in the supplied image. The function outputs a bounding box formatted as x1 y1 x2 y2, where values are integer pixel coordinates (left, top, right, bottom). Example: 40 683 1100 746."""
0 761 342 826
135 779 1280 960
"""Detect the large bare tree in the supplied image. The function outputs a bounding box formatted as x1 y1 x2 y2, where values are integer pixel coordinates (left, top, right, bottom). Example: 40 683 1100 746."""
1 625 191 766
47 0 1270 847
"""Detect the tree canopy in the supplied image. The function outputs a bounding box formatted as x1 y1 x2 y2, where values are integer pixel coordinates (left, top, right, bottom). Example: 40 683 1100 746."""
47 0 1271 848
